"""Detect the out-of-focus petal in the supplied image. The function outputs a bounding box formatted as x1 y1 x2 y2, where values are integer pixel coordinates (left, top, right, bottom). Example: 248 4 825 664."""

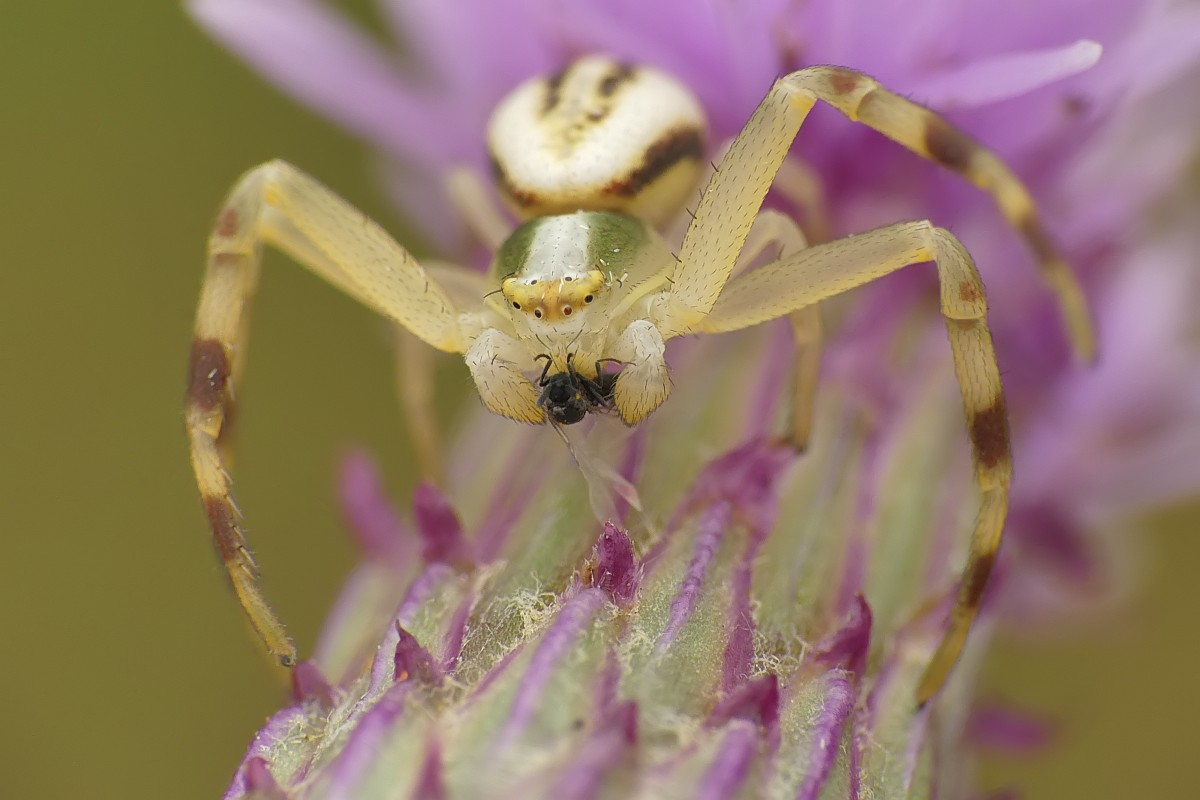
967 700 1057 754
910 40 1102 109
338 449 413 566
188 0 452 164
413 482 473 567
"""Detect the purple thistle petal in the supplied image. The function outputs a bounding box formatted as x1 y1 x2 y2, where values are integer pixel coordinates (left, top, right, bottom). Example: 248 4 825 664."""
1084 3 1200 104
187 0 453 165
832 535 870 623
593 650 622 716
832 411 890 619
612 427 648 526
313 562 411 686
367 563 456 694
223 706 308 800
413 482 473 568
722 531 763 692
411 735 446 800
612 699 638 746
438 590 474 675
587 522 641 607
909 39 1102 109
697 720 759 800
656 501 730 652
904 708 933 796
849 618 940 797
290 660 335 707
322 451 425 679
742 325 796 441
382 0 561 114
813 594 874 678
472 435 548 561
708 675 781 757
394 624 442 686
242 757 287 799
677 443 794 693
338 449 414 566
967 701 1056 754
849 637 903 799
1008 503 1101 588
496 588 607 746
549 701 639 800
671 439 796 534
324 683 411 800
796 672 856 800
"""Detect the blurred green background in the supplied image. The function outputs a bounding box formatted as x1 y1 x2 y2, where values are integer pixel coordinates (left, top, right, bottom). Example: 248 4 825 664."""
1 3 1195 798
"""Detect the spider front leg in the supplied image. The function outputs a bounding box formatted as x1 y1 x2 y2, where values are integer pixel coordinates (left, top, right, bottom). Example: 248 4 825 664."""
187 160 468 665
609 320 671 425
700 220 1011 704
465 328 545 424
668 66 1094 361
609 209 823 433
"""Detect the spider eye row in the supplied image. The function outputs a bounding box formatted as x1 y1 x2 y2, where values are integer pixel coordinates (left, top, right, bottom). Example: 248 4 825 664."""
501 267 605 322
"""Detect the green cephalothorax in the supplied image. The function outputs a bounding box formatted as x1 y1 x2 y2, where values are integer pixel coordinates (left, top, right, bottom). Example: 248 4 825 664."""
497 212 648 320
497 210 668 374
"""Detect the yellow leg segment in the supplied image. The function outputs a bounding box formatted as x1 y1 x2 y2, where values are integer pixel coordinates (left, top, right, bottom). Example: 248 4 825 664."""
186 161 468 665
672 66 1094 360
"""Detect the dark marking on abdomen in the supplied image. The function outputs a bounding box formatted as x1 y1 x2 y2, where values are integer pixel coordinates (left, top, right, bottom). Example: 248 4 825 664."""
542 67 568 115
598 63 636 97
490 152 542 209
606 127 705 197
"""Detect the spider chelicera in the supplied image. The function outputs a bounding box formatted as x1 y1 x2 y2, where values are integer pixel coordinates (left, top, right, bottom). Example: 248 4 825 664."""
187 55 1093 703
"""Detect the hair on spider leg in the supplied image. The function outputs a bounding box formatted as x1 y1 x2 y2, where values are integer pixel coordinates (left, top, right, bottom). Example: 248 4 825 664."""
535 352 619 426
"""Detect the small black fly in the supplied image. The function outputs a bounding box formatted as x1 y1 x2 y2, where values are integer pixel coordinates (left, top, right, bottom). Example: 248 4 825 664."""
535 354 619 425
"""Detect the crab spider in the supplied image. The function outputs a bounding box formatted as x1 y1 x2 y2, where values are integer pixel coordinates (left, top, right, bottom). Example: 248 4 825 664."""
187 56 1094 703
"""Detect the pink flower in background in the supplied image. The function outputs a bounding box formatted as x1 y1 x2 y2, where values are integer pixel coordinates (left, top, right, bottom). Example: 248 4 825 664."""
190 0 1200 796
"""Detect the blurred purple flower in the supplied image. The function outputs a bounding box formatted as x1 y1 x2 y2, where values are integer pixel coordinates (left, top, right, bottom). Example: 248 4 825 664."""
191 0 1200 796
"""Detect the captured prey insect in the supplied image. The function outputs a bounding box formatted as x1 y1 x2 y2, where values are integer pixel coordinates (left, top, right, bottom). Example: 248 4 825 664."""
536 353 619 425
186 55 1094 703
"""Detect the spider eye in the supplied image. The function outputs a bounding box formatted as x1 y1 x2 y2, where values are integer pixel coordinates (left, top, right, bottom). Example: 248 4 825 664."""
584 294 594 303
563 306 573 316
534 309 543 318
513 301 521 309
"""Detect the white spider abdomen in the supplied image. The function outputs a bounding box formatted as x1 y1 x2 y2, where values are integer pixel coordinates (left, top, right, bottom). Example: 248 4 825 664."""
488 55 708 225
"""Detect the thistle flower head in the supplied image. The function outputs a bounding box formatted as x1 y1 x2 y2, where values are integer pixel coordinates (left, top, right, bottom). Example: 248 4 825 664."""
191 0 1200 796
